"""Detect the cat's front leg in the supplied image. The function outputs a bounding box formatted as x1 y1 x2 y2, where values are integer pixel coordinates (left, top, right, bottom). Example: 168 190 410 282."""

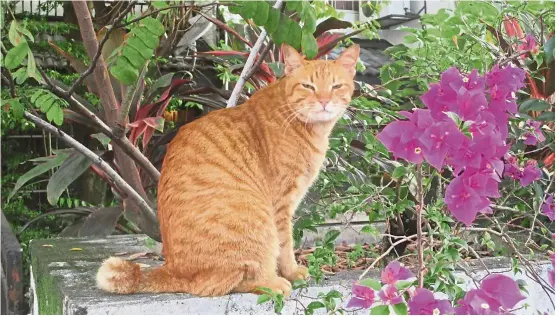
276 205 309 282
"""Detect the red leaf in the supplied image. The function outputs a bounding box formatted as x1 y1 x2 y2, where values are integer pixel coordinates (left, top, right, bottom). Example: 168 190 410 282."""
196 12 253 48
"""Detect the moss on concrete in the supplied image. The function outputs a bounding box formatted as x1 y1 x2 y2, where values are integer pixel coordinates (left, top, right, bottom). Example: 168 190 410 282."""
30 243 64 314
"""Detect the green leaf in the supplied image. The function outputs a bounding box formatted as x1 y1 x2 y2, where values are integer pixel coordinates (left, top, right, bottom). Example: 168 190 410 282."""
519 99 551 112
131 26 160 49
287 1 302 12
395 280 415 290
151 1 168 9
13 68 29 84
544 35 555 64
287 20 303 50
91 133 112 147
272 14 290 45
46 104 64 126
8 20 22 45
252 1 269 26
370 304 390 315
392 166 407 178
8 152 71 201
147 72 175 97
323 230 340 245
264 7 281 34
140 17 165 36
228 1 242 15
127 37 154 59
392 303 408 315
47 152 93 206
239 0 257 19
256 294 271 304
4 42 29 70
19 26 34 43
110 56 139 85
3 99 24 119
122 45 148 69
301 31 318 59
536 111 554 122
360 278 382 291
27 50 37 80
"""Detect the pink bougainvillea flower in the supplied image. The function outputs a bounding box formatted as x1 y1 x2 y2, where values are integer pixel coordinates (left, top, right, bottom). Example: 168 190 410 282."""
455 289 502 315
376 121 424 164
523 120 546 145
381 261 415 285
542 194 555 221
465 173 501 199
446 141 483 176
347 283 375 309
518 34 540 58
377 284 403 305
480 274 526 310
486 64 527 100
519 160 542 186
419 120 465 170
444 176 486 226
408 288 454 315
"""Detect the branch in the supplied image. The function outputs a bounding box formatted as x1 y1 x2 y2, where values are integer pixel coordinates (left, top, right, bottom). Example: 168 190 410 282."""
38 68 161 182
245 40 274 80
226 0 284 108
23 111 158 225
72 0 121 123
65 1 136 97
359 234 418 280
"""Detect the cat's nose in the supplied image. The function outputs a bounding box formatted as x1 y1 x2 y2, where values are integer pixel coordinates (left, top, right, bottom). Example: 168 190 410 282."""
318 99 330 108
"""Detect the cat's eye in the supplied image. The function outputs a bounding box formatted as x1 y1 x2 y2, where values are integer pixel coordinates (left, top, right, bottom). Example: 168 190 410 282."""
332 84 343 90
302 83 315 90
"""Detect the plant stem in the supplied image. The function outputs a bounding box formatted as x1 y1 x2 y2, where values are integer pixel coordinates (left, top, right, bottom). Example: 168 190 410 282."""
416 164 425 288
23 111 158 226
226 0 284 108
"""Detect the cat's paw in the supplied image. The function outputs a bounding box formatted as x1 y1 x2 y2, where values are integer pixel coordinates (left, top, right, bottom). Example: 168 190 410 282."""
282 265 309 282
259 276 292 296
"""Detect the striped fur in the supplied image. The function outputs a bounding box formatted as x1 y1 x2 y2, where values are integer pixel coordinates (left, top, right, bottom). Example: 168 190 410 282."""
97 44 360 296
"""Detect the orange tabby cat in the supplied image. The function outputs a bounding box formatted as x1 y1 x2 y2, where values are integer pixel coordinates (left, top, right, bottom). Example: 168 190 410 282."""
96 43 360 296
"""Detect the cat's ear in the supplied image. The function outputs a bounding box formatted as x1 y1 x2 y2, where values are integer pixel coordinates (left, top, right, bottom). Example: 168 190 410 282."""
282 43 304 75
335 44 360 74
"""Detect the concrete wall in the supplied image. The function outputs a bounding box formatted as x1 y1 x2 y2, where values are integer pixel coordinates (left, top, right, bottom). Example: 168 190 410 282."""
29 235 555 315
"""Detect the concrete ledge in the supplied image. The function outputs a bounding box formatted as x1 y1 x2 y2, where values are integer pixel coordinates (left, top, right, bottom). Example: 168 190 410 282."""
29 235 554 315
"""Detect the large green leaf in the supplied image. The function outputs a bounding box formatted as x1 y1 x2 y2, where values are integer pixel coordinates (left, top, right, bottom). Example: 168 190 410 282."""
110 56 139 85
131 26 159 49
140 17 165 36
519 99 552 112
252 1 269 26
46 152 94 205
301 31 318 59
264 7 281 34
8 152 71 201
544 35 555 64
4 42 29 70
76 206 123 237
122 45 147 69
370 305 390 315
239 0 257 18
127 37 153 60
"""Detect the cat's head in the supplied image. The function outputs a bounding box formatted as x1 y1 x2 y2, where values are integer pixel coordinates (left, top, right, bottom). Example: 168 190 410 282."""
281 43 360 123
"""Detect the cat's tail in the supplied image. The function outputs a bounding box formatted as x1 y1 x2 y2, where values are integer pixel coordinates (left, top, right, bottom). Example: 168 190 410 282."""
96 257 182 294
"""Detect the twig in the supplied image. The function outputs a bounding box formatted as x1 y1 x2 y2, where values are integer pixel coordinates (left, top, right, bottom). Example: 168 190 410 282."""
117 2 220 28
498 49 532 66
526 180 554 245
415 164 425 288
226 0 284 108
66 1 136 97
245 41 274 80
359 234 418 280
23 111 158 225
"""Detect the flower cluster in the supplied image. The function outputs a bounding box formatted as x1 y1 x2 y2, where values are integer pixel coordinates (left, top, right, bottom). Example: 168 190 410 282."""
503 156 542 187
347 261 415 309
377 65 536 225
455 274 526 314
348 262 526 315
542 194 555 221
